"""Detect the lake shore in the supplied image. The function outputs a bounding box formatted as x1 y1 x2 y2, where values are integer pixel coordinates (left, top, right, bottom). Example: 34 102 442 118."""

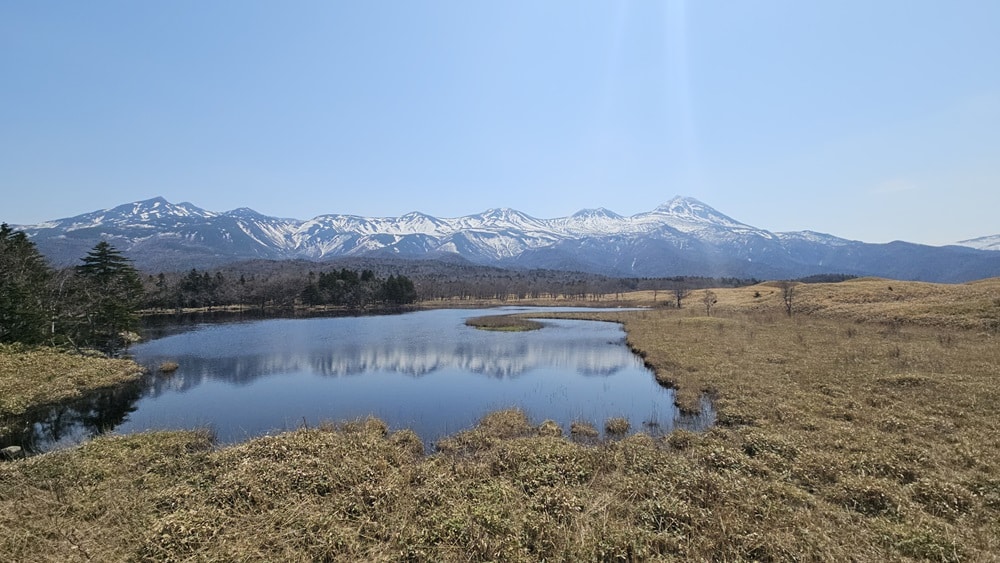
0 345 145 435
2 278 999 559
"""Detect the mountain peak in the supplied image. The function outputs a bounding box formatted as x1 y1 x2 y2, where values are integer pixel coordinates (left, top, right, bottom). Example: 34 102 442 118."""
476 207 538 225
652 196 744 228
654 196 708 213
113 198 214 220
571 207 622 219
400 211 437 222
224 207 268 218
482 207 523 217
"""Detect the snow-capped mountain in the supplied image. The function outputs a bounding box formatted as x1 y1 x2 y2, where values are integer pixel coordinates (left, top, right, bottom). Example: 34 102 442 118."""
12 196 1000 282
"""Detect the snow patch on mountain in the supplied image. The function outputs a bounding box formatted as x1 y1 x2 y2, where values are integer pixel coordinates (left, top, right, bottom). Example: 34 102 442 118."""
13 195 1000 283
956 234 1000 251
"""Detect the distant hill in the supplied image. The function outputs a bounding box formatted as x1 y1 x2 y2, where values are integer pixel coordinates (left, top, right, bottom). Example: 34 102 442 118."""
13 196 1000 282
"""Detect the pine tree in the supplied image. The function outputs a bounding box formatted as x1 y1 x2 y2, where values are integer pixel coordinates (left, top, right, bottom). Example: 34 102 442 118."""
71 241 143 355
0 224 53 344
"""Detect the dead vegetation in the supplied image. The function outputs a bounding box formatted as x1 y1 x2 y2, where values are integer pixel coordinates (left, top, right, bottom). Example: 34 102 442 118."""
0 344 144 433
1 278 999 560
464 315 544 332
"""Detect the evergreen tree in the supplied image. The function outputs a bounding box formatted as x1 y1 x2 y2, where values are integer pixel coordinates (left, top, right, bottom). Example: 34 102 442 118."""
382 274 418 305
0 224 53 344
71 241 143 355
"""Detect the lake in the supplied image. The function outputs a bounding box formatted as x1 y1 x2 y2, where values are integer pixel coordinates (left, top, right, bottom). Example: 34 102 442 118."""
5 307 715 453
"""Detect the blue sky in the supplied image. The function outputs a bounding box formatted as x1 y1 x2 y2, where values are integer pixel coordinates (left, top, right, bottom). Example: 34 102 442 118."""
2 1 998 245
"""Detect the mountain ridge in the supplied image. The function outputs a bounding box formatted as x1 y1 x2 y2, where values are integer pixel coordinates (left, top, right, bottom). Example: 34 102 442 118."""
12 196 1000 283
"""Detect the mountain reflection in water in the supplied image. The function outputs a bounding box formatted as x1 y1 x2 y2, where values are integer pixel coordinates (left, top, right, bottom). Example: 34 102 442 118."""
3 308 715 453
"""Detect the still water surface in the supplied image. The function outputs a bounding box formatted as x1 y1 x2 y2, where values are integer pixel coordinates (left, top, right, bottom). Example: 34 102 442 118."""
7 308 714 452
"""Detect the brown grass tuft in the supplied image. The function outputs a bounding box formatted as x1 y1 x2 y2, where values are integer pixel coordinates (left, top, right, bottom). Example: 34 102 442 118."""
604 417 630 435
569 420 599 438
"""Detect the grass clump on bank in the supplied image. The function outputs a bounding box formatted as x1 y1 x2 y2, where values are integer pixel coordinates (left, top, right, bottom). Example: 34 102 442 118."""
465 315 544 332
604 416 630 435
0 345 144 432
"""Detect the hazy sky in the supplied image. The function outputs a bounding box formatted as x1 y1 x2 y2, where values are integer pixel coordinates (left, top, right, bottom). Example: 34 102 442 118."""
2 1 998 245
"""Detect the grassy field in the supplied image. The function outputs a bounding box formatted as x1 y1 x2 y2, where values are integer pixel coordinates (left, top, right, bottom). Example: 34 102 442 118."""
1 278 998 560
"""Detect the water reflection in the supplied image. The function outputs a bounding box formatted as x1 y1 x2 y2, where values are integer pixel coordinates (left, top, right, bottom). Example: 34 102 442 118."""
2 380 144 454
141 332 640 397
2 308 716 454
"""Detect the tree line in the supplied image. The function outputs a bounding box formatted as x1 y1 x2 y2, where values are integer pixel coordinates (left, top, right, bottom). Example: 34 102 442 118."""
144 266 417 311
1 225 142 356
139 260 754 310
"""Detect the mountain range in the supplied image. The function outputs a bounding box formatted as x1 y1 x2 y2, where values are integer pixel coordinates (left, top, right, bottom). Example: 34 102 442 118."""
12 196 1000 283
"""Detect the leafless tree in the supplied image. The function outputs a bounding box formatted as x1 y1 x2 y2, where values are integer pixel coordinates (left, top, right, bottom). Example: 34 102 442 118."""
702 289 717 316
778 281 796 317
673 287 690 309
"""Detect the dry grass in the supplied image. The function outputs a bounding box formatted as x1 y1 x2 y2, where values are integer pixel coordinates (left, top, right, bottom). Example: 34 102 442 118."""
1 278 999 560
465 315 544 332
0 345 144 431
714 277 1000 330
605 416 630 435
570 420 599 438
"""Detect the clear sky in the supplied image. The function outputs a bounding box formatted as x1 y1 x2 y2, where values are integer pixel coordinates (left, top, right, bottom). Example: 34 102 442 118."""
2 1 998 245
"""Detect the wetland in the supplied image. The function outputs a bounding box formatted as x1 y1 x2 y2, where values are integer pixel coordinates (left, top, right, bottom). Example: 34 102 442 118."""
2 307 713 453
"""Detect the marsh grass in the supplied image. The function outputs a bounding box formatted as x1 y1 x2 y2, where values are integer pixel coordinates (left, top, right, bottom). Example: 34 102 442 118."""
1 279 999 560
0 345 144 433
569 420 599 438
465 315 544 332
604 417 630 435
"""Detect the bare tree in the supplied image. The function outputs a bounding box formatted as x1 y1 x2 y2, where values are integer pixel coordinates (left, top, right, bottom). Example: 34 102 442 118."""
702 289 717 316
778 281 796 317
673 287 690 309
